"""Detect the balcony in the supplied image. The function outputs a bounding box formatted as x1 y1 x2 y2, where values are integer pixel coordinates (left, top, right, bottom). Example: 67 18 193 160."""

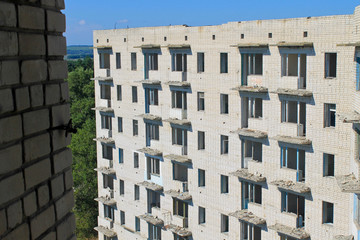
171 144 188 156
170 108 187 120
269 223 309 239
148 70 160 81
169 71 187 82
280 76 305 90
172 215 188 228
229 210 266 226
92 68 112 81
279 122 305 137
247 75 264 87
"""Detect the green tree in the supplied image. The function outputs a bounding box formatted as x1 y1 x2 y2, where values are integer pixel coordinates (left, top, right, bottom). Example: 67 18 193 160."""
66 58 97 239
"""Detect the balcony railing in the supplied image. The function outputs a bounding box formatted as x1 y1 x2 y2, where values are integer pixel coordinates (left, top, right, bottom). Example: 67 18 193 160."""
181 146 188 156
106 68 111 77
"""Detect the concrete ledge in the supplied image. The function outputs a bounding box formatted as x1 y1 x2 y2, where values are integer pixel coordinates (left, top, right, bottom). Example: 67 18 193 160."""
273 135 312 145
139 114 162 122
138 181 163 192
230 43 269 48
134 44 160 49
93 137 115 145
137 147 162 156
230 169 266 183
94 226 117 237
232 128 268 139
164 118 191 126
91 107 114 113
269 223 310 239
165 81 191 87
164 154 191 164
275 41 313 48
232 85 268 93
229 210 266 226
165 44 191 49
334 235 354 240
166 224 192 237
276 88 313 97
90 76 113 81
271 180 311 194
138 214 164 225
336 174 360 193
164 189 192 201
94 167 116 176
136 80 161 85
338 111 360 123
95 197 116 206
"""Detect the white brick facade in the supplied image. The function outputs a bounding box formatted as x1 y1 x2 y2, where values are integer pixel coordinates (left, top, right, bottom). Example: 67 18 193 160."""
94 6 360 240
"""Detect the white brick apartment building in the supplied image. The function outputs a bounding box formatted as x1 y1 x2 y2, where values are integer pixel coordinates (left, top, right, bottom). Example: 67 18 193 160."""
92 5 360 240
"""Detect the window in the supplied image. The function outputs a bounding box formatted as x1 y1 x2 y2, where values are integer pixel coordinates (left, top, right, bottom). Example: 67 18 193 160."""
146 123 160 141
241 222 261 240
172 128 188 155
120 210 125 225
119 179 124 196
241 33 244 39
164 36 167 41
100 84 111 99
173 162 188 182
124 38 126 42
356 57 360 91
281 147 306 182
354 195 360 225
281 192 305 227
99 52 110 69
116 53 121 69
119 148 123 163
248 97 262 118
134 152 139 168
148 223 161 240
198 169 205 187
281 54 306 77
212 35 215 40
117 85 122 101
242 182 262 209
103 174 114 189
147 88 159 105
135 217 140 232
101 115 112 129
171 91 187 109
221 175 229 193
220 214 229 233
173 198 188 218
197 92 205 111
220 94 228 114
281 236 297 240
268 33 272 38
199 207 206 224
323 153 334 177
132 86 138 103
147 53 158 70
198 131 205 150
242 140 262 168
147 190 161 213
172 53 187 72
131 52 137 70
118 117 123 132
147 157 160 175
303 31 308 37
134 185 140 200
133 120 138 136
220 53 228 73
322 201 334 224
220 135 229 155
185 36 188 41
104 205 114 221
197 52 205 73
281 100 299 123
324 104 336 127
325 53 337 78
243 54 263 76
102 145 113 160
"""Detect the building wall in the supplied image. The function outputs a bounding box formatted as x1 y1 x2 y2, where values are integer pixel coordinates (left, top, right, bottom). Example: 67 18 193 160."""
94 6 360 240
0 0 75 239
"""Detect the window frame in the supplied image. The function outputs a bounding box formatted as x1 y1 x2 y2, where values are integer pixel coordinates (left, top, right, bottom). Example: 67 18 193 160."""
134 152 139 168
117 85 122 101
197 52 205 73
220 135 229 155
323 153 335 177
220 94 229 114
197 92 205 111
198 131 205 150
220 53 228 73
220 214 229 233
116 52 121 69
199 206 206 224
132 86 138 103
133 119 138 136
119 179 125 196
322 201 334 224
198 169 205 187
131 52 137 71
325 53 337 78
220 175 229 194
324 103 336 128
118 117 123 133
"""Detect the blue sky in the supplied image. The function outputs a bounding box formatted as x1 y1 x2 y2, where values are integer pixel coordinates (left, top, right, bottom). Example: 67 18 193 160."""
64 0 360 45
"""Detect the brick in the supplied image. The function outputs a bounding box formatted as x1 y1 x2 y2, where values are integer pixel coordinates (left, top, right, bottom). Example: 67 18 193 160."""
51 174 64 199
23 192 37 217
55 189 74 220
42 232 56 240
23 109 49 136
19 5 45 30
37 184 49 207
0 89 14 114
64 169 73 190
60 82 70 102
56 0 65 10
7 200 22 228
0 144 22 175
30 205 55 239
19 33 45 56
0 173 24 206
3 223 29 240
0 2 16 27
45 84 60 105
49 60 68 80
0 61 20 86
15 87 30 111
25 158 51 189
24 133 50 162
52 129 71 151
0 115 22 144
47 11 65 32
47 36 66 56
56 213 75 240
52 104 70 127
53 148 72 174
21 60 47 84
30 85 44 107
0 31 17 57
41 0 55 7
0 209 6 235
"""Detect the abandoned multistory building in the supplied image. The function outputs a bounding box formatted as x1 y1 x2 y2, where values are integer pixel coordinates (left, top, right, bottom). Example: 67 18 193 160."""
93 5 360 240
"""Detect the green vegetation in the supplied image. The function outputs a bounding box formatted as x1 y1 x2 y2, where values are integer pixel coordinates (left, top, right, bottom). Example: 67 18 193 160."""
67 45 93 60
66 57 97 239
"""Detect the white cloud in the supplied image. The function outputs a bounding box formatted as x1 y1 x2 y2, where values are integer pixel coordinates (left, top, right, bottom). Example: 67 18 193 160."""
79 20 86 25
117 19 128 23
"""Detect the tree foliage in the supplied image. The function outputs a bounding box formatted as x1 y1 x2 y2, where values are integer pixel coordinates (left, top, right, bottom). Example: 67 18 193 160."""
66 57 97 239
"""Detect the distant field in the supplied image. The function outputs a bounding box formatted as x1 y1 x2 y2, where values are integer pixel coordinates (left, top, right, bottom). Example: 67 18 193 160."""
66 45 93 60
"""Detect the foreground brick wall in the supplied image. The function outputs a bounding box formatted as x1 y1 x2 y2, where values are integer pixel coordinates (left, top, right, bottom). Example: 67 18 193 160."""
0 0 76 239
